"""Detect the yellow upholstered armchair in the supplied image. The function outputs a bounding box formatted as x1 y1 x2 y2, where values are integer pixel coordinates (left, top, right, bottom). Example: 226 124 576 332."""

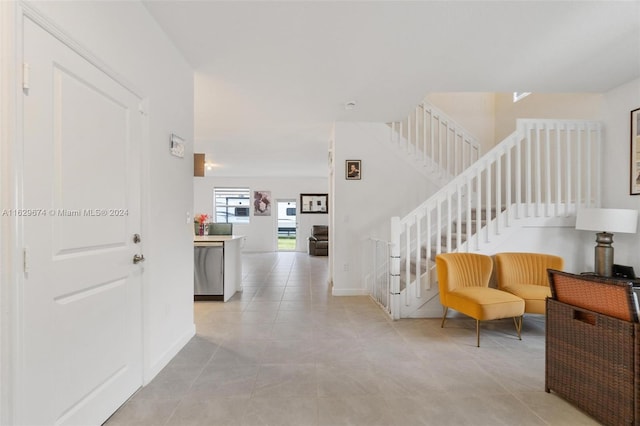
495 252 564 315
436 253 525 347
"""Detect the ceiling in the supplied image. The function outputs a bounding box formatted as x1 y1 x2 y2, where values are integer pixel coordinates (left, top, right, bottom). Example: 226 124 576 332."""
143 1 640 178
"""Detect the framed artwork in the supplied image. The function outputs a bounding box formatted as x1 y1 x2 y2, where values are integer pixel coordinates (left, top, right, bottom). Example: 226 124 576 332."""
253 190 271 216
346 160 361 180
631 108 640 195
300 193 328 214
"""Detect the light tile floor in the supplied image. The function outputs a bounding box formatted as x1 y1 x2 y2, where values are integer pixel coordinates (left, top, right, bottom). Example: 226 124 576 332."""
105 252 600 426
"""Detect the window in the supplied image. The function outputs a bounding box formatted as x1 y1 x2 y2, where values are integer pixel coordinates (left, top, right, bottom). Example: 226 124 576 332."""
214 187 250 224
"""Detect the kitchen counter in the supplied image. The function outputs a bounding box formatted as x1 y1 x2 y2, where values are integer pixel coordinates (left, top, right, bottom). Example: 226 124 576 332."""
194 235 244 243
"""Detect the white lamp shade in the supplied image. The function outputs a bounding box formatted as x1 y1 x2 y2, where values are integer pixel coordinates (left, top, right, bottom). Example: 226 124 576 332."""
575 208 638 234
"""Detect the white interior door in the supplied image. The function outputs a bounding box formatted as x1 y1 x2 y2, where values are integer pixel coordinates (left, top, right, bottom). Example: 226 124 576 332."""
20 17 143 426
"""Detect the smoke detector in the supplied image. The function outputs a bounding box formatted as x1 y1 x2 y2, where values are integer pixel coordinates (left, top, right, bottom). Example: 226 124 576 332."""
344 101 357 111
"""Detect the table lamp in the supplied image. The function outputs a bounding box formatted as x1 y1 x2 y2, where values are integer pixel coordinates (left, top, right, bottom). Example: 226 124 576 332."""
575 208 638 277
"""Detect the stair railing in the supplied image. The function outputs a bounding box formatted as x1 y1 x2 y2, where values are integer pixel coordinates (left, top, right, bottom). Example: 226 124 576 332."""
385 119 602 319
363 237 392 318
389 102 481 182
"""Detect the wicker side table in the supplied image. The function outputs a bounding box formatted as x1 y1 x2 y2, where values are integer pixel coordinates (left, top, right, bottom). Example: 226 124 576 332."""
546 298 640 426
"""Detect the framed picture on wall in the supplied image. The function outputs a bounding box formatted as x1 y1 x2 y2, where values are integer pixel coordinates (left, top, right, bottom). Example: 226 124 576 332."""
300 193 328 214
345 160 361 180
253 190 272 216
631 108 640 195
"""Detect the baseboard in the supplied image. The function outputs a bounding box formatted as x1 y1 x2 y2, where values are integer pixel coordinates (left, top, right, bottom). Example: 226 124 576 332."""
143 323 196 385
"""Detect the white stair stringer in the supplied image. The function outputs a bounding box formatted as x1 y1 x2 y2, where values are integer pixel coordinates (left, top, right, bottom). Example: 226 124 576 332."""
400 261 441 318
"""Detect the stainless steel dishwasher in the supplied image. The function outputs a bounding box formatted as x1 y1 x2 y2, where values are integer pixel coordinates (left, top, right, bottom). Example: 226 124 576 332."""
194 241 224 300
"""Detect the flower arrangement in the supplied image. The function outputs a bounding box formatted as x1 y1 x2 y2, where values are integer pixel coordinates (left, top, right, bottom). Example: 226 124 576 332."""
195 213 209 224
194 213 210 236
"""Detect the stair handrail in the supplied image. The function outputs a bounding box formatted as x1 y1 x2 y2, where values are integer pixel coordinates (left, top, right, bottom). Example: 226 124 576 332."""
387 118 602 319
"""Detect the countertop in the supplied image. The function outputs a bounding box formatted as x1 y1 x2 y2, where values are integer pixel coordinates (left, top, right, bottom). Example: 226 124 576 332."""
194 235 243 243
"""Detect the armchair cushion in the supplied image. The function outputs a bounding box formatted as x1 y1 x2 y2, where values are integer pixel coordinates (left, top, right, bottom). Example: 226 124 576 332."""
496 252 564 315
310 225 328 241
447 287 526 321
436 253 525 346
308 225 328 256
499 284 550 314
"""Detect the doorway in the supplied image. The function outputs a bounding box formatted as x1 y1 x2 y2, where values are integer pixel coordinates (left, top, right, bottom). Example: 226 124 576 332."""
277 200 297 251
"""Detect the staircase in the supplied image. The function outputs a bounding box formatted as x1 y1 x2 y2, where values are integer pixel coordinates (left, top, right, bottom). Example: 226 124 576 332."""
387 101 481 186
369 117 602 319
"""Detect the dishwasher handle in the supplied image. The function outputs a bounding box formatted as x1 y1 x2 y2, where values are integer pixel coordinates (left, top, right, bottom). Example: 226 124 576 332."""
194 242 224 247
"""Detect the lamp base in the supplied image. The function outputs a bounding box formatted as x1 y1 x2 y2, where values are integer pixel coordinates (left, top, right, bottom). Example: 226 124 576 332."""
594 232 613 277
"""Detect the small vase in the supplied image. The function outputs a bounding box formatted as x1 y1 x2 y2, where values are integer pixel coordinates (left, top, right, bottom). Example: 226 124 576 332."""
198 223 205 236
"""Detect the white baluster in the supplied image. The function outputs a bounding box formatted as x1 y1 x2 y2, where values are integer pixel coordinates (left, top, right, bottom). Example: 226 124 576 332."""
555 123 562 216
436 201 442 254
535 124 541 217
466 175 472 250
576 124 582 208
585 125 592 206
415 217 421 299
485 163 491 242
476 167 482 250
456 184 462 250
415 106 420 160
405 223 410 307
408 115 412 154
545 126 551 217
505 140 512 227
565 124 572 215
446 196 452 253
422 105 427 165
594 123 602 207
525 123 532 217
496 152 502 235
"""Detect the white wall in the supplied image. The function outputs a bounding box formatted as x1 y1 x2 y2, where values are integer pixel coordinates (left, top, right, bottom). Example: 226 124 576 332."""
423 92 603 149
20 1 195 382
494 92 603 142
425 93 496 154
600 77 640 271
332 122 439 295
194 176 329 252
492 225 586 274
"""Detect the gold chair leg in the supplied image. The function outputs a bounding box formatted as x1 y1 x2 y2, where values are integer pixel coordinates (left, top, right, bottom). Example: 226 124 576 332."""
513 316 523 340
440 307 448 328
476 320 480 347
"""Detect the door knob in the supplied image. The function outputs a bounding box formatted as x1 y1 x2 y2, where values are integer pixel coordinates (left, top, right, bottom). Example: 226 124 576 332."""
133 254 145 264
